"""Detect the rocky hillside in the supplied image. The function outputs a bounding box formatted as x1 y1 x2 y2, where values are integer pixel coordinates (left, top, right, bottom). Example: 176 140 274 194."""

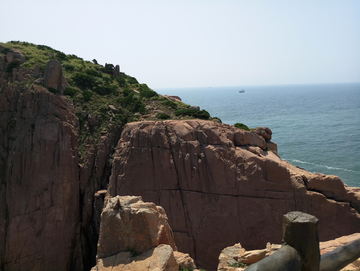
0 41 359 271
0 41 216 271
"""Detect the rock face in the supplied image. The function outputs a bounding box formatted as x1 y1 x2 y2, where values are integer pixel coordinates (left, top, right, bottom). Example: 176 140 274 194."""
43 59 69 95
97 196 177 259
108 120 360 269
92 196 190 271
0 84 81 270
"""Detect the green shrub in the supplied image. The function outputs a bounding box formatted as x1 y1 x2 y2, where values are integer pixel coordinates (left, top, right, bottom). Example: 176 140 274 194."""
174 108 210 120
82 90 93 101
55 51 67 61
162 99 177 109
85 68 102 77
156 113 171 120
5 62 18 72
1 47 11 54
63 63 75 72
64 87 76 97
47 87 57 94
127 76 138 85
116 76 126 87
94 85 114 95
234 123 250 131
73 72 97 89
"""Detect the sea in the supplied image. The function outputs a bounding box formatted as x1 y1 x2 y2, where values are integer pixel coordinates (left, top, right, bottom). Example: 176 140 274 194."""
156 83 360 188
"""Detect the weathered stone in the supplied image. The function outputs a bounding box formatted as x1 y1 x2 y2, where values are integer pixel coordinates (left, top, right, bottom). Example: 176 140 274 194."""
109 105 116 111
92 244 178 271
242 249 267 264
254 127 272 140
108 120 360 269
33 64 41 78
190 106 200 111
0 85 81 270
217 243 246 270
6 49 25 64
163 95 182 102
266 140 278 153
114 65 120 77
174 251 197 270
97 196 177 259
43 59 69 95
234 128 267 149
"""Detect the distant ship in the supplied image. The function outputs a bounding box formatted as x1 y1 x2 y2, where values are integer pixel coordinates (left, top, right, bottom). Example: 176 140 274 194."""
239 90 245 93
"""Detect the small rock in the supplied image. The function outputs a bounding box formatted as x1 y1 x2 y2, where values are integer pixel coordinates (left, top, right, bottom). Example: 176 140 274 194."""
190 106 200 111
254 127 272 141
34 78 43 84
242 249 267 264
109 105 116 111
174 251 197 270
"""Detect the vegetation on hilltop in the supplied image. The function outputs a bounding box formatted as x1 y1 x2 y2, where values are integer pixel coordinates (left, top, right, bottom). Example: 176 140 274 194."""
0 41 222 161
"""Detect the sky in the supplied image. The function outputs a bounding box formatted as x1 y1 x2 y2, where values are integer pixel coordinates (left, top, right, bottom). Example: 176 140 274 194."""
1 0 359 88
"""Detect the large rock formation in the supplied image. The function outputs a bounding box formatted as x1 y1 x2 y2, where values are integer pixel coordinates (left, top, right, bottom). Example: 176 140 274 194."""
0 58 124 270
97 196 177 259
108 120 360 269
0 84 81 270
92 195 195 271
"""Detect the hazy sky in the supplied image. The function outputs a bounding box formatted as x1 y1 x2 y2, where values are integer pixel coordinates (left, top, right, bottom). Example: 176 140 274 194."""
1 0 359 88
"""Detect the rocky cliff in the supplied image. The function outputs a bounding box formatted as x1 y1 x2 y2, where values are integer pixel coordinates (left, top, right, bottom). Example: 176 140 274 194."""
0 83 81 270
1 42 359 271
108 120 360 269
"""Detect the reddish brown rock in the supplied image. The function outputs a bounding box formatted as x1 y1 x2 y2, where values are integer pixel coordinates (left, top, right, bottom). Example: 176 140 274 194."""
162 95 182 102
6 49 25 64
254 127 272 141
92 196 185 271
92 244 179 271
43 59 69 95
0 84 81 270
97 196 177 259
108 120 360 270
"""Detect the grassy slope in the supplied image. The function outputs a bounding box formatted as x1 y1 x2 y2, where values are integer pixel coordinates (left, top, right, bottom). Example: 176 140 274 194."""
0 41 220 162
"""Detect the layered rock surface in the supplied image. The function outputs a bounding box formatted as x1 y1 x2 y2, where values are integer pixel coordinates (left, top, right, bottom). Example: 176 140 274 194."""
92 195 196 271
0 84 81 270
108 120 360 269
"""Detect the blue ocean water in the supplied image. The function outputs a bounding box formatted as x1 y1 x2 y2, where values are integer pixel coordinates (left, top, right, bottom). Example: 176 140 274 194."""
156 83 360 187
